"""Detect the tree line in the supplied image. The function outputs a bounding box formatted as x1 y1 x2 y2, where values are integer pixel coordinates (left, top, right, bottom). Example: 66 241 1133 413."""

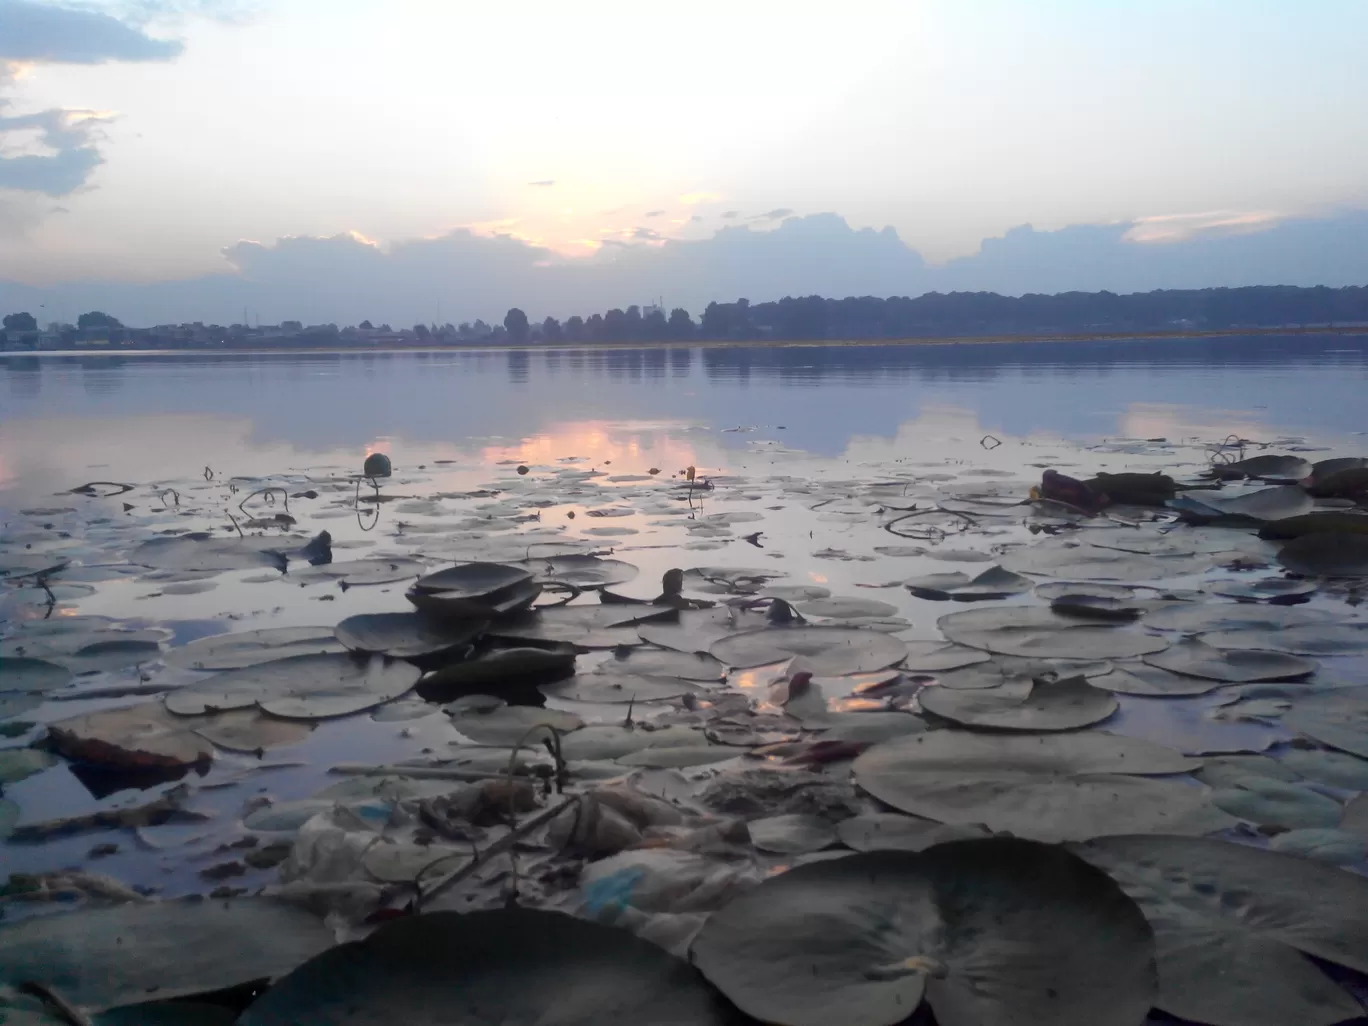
4 284 1368 347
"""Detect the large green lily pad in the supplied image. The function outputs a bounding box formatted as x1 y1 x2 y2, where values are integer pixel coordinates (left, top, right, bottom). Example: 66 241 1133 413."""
903 565 1032 601
1143 640 1318 682
919 674 1118 731
1283 687 1368 758
334 612 486 659
938 606 1170 660
164 652 420 719
164 627 344 670
1200 622 1368 656
48 702 214 769
1277 532 1368 577
711 627 907 676
690 840 1156 1026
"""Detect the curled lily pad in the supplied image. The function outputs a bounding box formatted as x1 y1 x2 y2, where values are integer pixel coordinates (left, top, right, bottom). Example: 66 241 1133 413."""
412 561 532 596
1142 602 1334 633
0 898 337 1012
1284 688 1368 758
938 606 1169 660
900 641 990 672
1200 622 1368 656
853 731 1220 842
48 702 213 769
1209 454 1314 482
710 627 906 676
447 704 583 746
920 674 1118 731
1171 486 1313 523
515 555 639 588
334 612 486 660
690 839 1157 1026
1143 640 1317 682
1277 532 1368 577
164 652 420 719
164 627 344 671
747 813 839 854
1048 593 1143 621
1072 834 1368 1025
904 565 1031 601
1210 777 1343 829
417 645 577 701
238 908 732 1026
836 813 988 852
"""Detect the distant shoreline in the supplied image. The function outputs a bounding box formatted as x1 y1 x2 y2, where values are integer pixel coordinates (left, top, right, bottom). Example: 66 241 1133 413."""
2 324 1367 358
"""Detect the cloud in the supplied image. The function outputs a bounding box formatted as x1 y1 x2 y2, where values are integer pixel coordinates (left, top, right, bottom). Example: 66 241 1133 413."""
0 108 110 195
752 208 794 221
6 209 1368 328
690 215 703 222
0 0 183 63
643 209 665 217
720 210 740 219
679 191 722 205
1123 209 1285 244
631 227 662 241
527 179 555 187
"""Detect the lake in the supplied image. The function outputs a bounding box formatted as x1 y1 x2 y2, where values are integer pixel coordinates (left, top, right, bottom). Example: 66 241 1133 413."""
2 336 1368 1024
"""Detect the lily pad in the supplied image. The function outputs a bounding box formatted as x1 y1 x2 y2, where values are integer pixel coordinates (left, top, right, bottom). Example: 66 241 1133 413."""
447 703 583 746
1171 485 1313 523
1142 602 1335 633
294 556 426 588
1072 834 1368 1025
853 730 1222 842
1269 828 1368 865
1280 749 1368 790
797 597 900 618
1209 577 1318 602
836 813 988 853
1210 777 1343 829
0 899 335 1012
710 627 907 676
0 798 16 838
48 702 213 769
682 566 786 595
637 607 765 654
903 565 1032 601
690 839 1156 1026
238 907 732 1026
1143 640 1317 682
491 604 674 646
1034 581 1137 602
1201 622 1368 656
558 724 706 761
334 612 486 660
411 561 533 596
1 629 168 675
164 652 420 719
1001 541 1182 582
919 674 1119 731
164 627 344 670
543 673 707 704
516 555 640 588
595 647 726 681
1192 754 1301 788
1090 663 1227 696
0 656 71 693
417 645 577 701
900 641 990 672
938 606 1170 660
192 709 314 753
1284 687 1368 758
1277 532 1368 577
747 813 839 854
1209 454 1314 482
0 748 56 784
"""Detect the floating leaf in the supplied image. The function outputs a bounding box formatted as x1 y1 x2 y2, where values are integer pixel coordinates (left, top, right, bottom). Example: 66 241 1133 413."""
164 653 419 719
797 597 900 618
1284 687 1368 758
1209 577 1317 602
334 612 486 660
1172 485 1314 523
418 645 577 701
238 907 732 1026
920 674 1118 731
0 748 55 784
515 555 639 588
690 840 1156 1026
1269 828 1368 865
637 607 766 654
900 641 990 672
1277 532 1368 577
853 731 1219 842
747 813 838 853
164 627 344 670
1192 754 1301 788
710 627 907 676
447 703 583 746
903 565 1031 601
1201 621 1368 656
1210 777 1343 829
192 709 314 753
762 584 832 601
682 566 786 595
0 899 335 1012
543 673 706 704
491 604 674 646
1072 834 1368 1025
595 647 726 681
0 656 71 693
1 629 167 675
1209 454 1314 482
1142 602 1335 633
1280 748 1368 789
1034 581 1137 602
558 724 706 761
412 561 532 596
0 798 16 838
1142 639 1317 682
938 606 1169 660
1001 541 1182 582
48 703 213 769
1090 663 1226 696
836 813 988 852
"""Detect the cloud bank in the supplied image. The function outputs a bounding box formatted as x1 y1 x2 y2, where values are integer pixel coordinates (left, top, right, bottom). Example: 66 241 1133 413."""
0 0 183 63
2 209 1367 328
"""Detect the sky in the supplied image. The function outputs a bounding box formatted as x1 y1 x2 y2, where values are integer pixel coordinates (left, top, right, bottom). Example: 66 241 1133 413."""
3 0 1368 325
